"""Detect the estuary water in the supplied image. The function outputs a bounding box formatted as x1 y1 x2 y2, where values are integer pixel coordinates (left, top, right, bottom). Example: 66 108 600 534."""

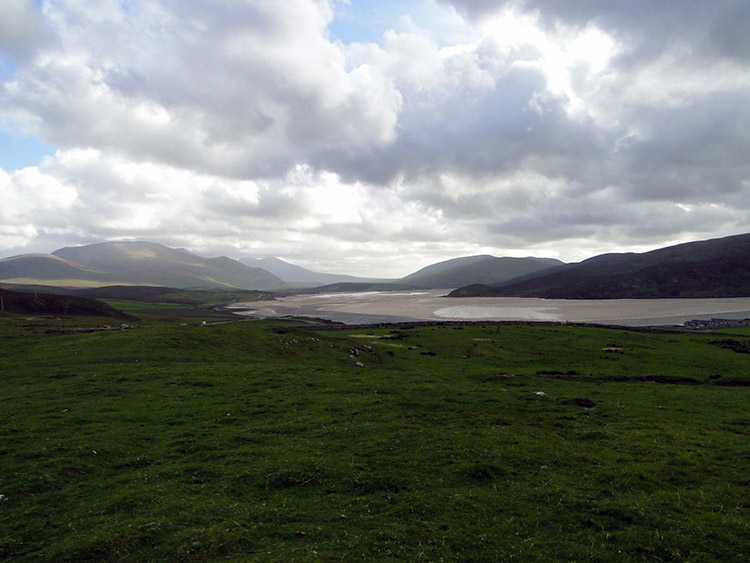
230 289 750 327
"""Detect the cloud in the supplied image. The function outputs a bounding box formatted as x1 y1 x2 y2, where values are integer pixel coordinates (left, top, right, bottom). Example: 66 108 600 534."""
441 1 750 69
2 0 401 177
0 0 46 61
0 0 749 275
317 29 609 186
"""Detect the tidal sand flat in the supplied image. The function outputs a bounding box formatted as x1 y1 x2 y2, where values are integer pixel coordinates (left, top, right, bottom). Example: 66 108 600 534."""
232 290 750 326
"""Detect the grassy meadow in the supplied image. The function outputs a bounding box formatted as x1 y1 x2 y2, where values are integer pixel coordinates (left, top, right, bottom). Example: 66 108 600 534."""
1 310 749 561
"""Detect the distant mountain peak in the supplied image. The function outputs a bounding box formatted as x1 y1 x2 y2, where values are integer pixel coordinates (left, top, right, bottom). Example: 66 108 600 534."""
239 255 389 286
4 241 286 290
402 255 564 288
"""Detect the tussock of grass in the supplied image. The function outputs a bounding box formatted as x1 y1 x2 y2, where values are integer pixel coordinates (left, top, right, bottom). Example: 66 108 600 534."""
1 320 749 560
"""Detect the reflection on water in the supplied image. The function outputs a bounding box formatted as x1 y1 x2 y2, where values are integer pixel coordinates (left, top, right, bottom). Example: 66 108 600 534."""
434 306 560 321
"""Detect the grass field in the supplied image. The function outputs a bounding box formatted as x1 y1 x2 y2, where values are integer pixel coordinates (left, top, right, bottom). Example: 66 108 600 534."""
1 313 749 561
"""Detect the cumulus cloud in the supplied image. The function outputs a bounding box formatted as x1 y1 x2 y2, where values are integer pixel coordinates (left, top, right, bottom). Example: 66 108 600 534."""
0 0 47 61
0 0 749 275
440 0 750 61
2 0 401 176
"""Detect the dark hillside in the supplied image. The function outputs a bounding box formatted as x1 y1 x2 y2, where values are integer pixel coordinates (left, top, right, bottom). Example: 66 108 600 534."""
402 255 563 288
0 288 134 319
449 233 750 298
402 255 496 281
72 285 274 305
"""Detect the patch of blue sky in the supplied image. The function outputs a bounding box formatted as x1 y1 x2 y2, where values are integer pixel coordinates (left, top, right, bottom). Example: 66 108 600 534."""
328 0 473 46
0 53 18 81
0 131 57 171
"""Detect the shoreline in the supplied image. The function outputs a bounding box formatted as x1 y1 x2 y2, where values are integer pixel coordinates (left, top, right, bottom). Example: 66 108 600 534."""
230 290 750 328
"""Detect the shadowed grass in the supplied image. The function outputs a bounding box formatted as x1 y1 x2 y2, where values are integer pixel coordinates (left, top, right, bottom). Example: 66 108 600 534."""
1 318 749 560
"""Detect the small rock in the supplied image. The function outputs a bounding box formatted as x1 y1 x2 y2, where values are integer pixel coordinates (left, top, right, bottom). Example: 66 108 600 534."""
573 397 595 408
355 362 364 368
534 391 547 398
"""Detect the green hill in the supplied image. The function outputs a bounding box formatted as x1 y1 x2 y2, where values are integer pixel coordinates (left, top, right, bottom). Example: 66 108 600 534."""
0 254 114 286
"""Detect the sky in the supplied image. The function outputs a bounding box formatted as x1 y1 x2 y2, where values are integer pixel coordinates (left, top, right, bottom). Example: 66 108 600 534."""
1 0 749 277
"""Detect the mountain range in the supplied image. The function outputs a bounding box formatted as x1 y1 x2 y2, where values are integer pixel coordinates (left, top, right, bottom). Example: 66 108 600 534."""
0 241 561 291
239 256 390 286
0 241 284 290
448 233 750 299
1 234 749 298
